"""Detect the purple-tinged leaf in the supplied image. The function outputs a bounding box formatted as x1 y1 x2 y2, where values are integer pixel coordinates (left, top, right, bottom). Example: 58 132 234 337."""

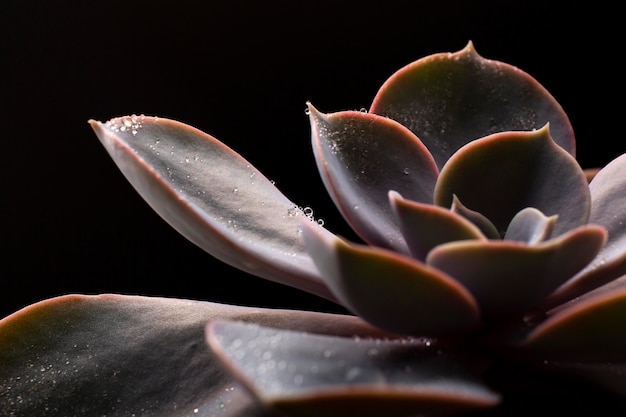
370 41 575 169
544 153 626 306
300 220 479 336
90 116 337 302
0 294 389 416
206 320 500 417
525 287 626 362
450 195 500 239
307 103 439 254
536 361 626 400
389 191 486 261
434 126 590 237
503 207 557 244
427 225 607 320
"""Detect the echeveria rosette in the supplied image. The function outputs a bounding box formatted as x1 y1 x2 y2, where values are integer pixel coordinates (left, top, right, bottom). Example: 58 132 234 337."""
3 43 626 416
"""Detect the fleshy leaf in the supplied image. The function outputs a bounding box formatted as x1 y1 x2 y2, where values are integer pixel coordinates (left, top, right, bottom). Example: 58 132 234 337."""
0 294 390 416
450 195 500 239
544 153 626 306
427 225 607 319
206 320 500 417
300 220 480 336
90 116 337 302
434 126 590 237
503 207 557 244
307 103 439 254
389 191 486 261
370 41 575 169
525 287 626 362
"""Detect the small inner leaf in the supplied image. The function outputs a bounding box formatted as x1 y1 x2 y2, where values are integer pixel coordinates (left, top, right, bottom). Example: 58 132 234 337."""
504 207 557 244
207 320 500 417
450 195 500 239
434 126 590 237
390 191 486 261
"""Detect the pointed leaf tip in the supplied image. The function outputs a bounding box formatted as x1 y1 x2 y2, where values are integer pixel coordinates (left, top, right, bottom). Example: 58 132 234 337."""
90 115 337 302
307 103 438 254
434 128 589 237
370 46 575 169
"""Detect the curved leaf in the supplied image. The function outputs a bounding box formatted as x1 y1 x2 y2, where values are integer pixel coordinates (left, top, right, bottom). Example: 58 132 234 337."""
525 287 626 362
503 207 557 244
450 195 500 239
545 153 626 306
307 103 439 254
300 220 480 336
389 191 486 261
370 41 575 169
90 116 337 302
434 126 590 237
427 225 607 320
0 294 393 416
207 320 500 417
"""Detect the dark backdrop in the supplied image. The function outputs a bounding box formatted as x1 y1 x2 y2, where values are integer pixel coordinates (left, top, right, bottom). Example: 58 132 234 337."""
2 1 621 319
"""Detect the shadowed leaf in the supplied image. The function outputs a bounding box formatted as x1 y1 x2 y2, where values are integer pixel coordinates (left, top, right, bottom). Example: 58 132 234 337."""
0 294 394 416
300 220 480 336
206 320 500 417
546 153 626 306
427 225 606 319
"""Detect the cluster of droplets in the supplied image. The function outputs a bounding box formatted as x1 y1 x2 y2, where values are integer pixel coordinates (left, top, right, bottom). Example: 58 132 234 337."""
105 114 145 136
288 204 324 226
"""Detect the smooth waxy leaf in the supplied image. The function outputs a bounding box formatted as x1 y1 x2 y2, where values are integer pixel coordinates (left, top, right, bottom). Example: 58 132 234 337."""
427 225 607 319
434 126 590 237
450 195 500 239
207 320 500 417
0 294 393 416
307 103 439 254
503 207 557 244
389 191 486 261
90 116 337 302
370 41 575 169
546 153 626 306
525 286 626 362
300 220 480 336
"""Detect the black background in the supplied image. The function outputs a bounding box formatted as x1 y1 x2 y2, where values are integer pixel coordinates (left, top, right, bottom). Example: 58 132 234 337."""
2 1 622 319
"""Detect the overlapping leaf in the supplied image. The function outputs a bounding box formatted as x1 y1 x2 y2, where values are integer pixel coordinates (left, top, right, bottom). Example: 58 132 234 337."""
370 41 575 169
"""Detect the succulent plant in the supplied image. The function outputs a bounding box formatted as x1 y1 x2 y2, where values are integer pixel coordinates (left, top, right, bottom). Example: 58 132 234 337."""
3 41 626 416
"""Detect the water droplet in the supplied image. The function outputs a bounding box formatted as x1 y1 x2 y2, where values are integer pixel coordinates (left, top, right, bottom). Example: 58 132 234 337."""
345 367 362 381
403 168 410 175
359 107 368 113
304 107 311 115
